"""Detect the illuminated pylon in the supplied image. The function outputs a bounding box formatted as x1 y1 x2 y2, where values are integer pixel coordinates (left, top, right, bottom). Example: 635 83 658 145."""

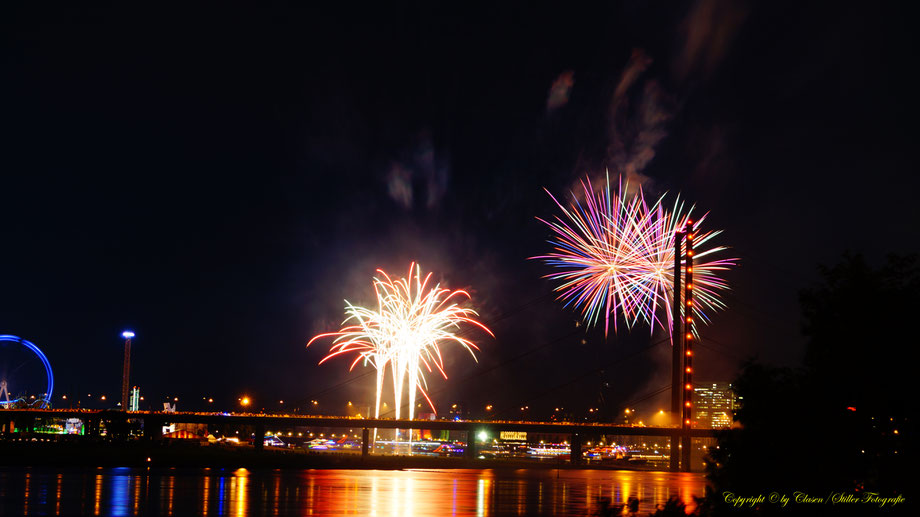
669 227 684 472
670 219 695 472
681 221 695 472
121 331 134 412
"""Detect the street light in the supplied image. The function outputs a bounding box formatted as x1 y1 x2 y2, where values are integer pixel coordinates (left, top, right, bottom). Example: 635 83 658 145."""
121 331 134 411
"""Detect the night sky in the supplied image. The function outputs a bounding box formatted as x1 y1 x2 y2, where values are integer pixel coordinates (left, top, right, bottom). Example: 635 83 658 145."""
2 3 917 419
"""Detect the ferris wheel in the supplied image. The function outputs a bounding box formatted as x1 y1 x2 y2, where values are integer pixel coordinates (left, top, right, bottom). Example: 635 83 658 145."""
0 334 54 408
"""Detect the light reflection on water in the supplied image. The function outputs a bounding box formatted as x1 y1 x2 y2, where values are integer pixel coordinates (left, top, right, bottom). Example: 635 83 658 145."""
0 466 705 516
110 468 130 517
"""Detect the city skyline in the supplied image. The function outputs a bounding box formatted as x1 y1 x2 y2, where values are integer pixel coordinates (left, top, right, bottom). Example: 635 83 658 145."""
2 3 916 423
0 4 913 514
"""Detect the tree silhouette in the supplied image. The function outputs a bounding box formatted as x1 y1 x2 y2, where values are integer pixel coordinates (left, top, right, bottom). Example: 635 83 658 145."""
705 253 914 515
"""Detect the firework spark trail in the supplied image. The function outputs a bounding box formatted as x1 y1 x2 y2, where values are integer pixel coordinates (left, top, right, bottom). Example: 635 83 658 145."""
537 175 640 334
535 173 736 339
308 263 492 444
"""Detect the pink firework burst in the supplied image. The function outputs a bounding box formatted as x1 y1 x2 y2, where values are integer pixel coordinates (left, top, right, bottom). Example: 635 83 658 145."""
535 173 736 339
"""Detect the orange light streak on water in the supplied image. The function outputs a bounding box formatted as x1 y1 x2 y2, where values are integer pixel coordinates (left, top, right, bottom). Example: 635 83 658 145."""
23 472 30 516
55 473 62 515
93 473 102 516
232 468 249 517
166 475 175 516
201 474 210 516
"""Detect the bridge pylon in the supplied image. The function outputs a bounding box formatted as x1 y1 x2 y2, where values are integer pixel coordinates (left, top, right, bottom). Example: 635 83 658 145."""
670 220 696 472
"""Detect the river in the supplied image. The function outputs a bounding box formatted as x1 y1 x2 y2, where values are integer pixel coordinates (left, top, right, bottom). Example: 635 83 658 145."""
0 466 706 516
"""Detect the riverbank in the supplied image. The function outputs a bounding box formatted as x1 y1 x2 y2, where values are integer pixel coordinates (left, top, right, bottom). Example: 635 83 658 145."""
0 441 664 471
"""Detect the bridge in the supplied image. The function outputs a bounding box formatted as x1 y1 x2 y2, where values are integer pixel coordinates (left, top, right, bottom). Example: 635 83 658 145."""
0 408 719 467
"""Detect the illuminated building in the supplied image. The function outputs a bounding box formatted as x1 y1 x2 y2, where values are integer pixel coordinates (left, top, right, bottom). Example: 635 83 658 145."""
130 386 140 412
693 383 737 428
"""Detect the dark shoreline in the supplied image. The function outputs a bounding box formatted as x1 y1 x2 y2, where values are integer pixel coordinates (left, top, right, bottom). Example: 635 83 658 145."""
0 441 668 472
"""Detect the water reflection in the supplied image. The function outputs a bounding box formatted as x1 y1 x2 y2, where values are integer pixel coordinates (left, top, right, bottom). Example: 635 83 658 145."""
109 468 130 517
133 475 142 515
93 472 102 515
218 476 226 516
23 471 30 515
0 466 705 516
476 477 487 517
55 473 62 515
232 468 248 517
202 473 210 516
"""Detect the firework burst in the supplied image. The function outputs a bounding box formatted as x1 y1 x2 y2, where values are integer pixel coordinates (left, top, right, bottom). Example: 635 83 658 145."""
535 173 735 338
308 263 492 439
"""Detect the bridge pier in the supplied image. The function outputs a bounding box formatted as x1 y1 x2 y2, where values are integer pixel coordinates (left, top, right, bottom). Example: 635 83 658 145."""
24 415 36 434
361 428 369 459
108 413 129 441
680 432 692 472
144 416 163 441
465 429 477 459
669 432 679 472
569 433 582 465
253 423 265 451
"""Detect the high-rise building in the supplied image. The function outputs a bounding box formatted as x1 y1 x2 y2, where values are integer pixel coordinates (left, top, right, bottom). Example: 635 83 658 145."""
693 383 737 428
129 386 140 412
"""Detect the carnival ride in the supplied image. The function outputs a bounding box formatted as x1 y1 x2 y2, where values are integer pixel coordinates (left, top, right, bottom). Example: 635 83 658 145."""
0 334 54 409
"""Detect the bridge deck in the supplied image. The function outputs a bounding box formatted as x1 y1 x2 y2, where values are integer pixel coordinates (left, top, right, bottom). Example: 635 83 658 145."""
0 409 719 437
